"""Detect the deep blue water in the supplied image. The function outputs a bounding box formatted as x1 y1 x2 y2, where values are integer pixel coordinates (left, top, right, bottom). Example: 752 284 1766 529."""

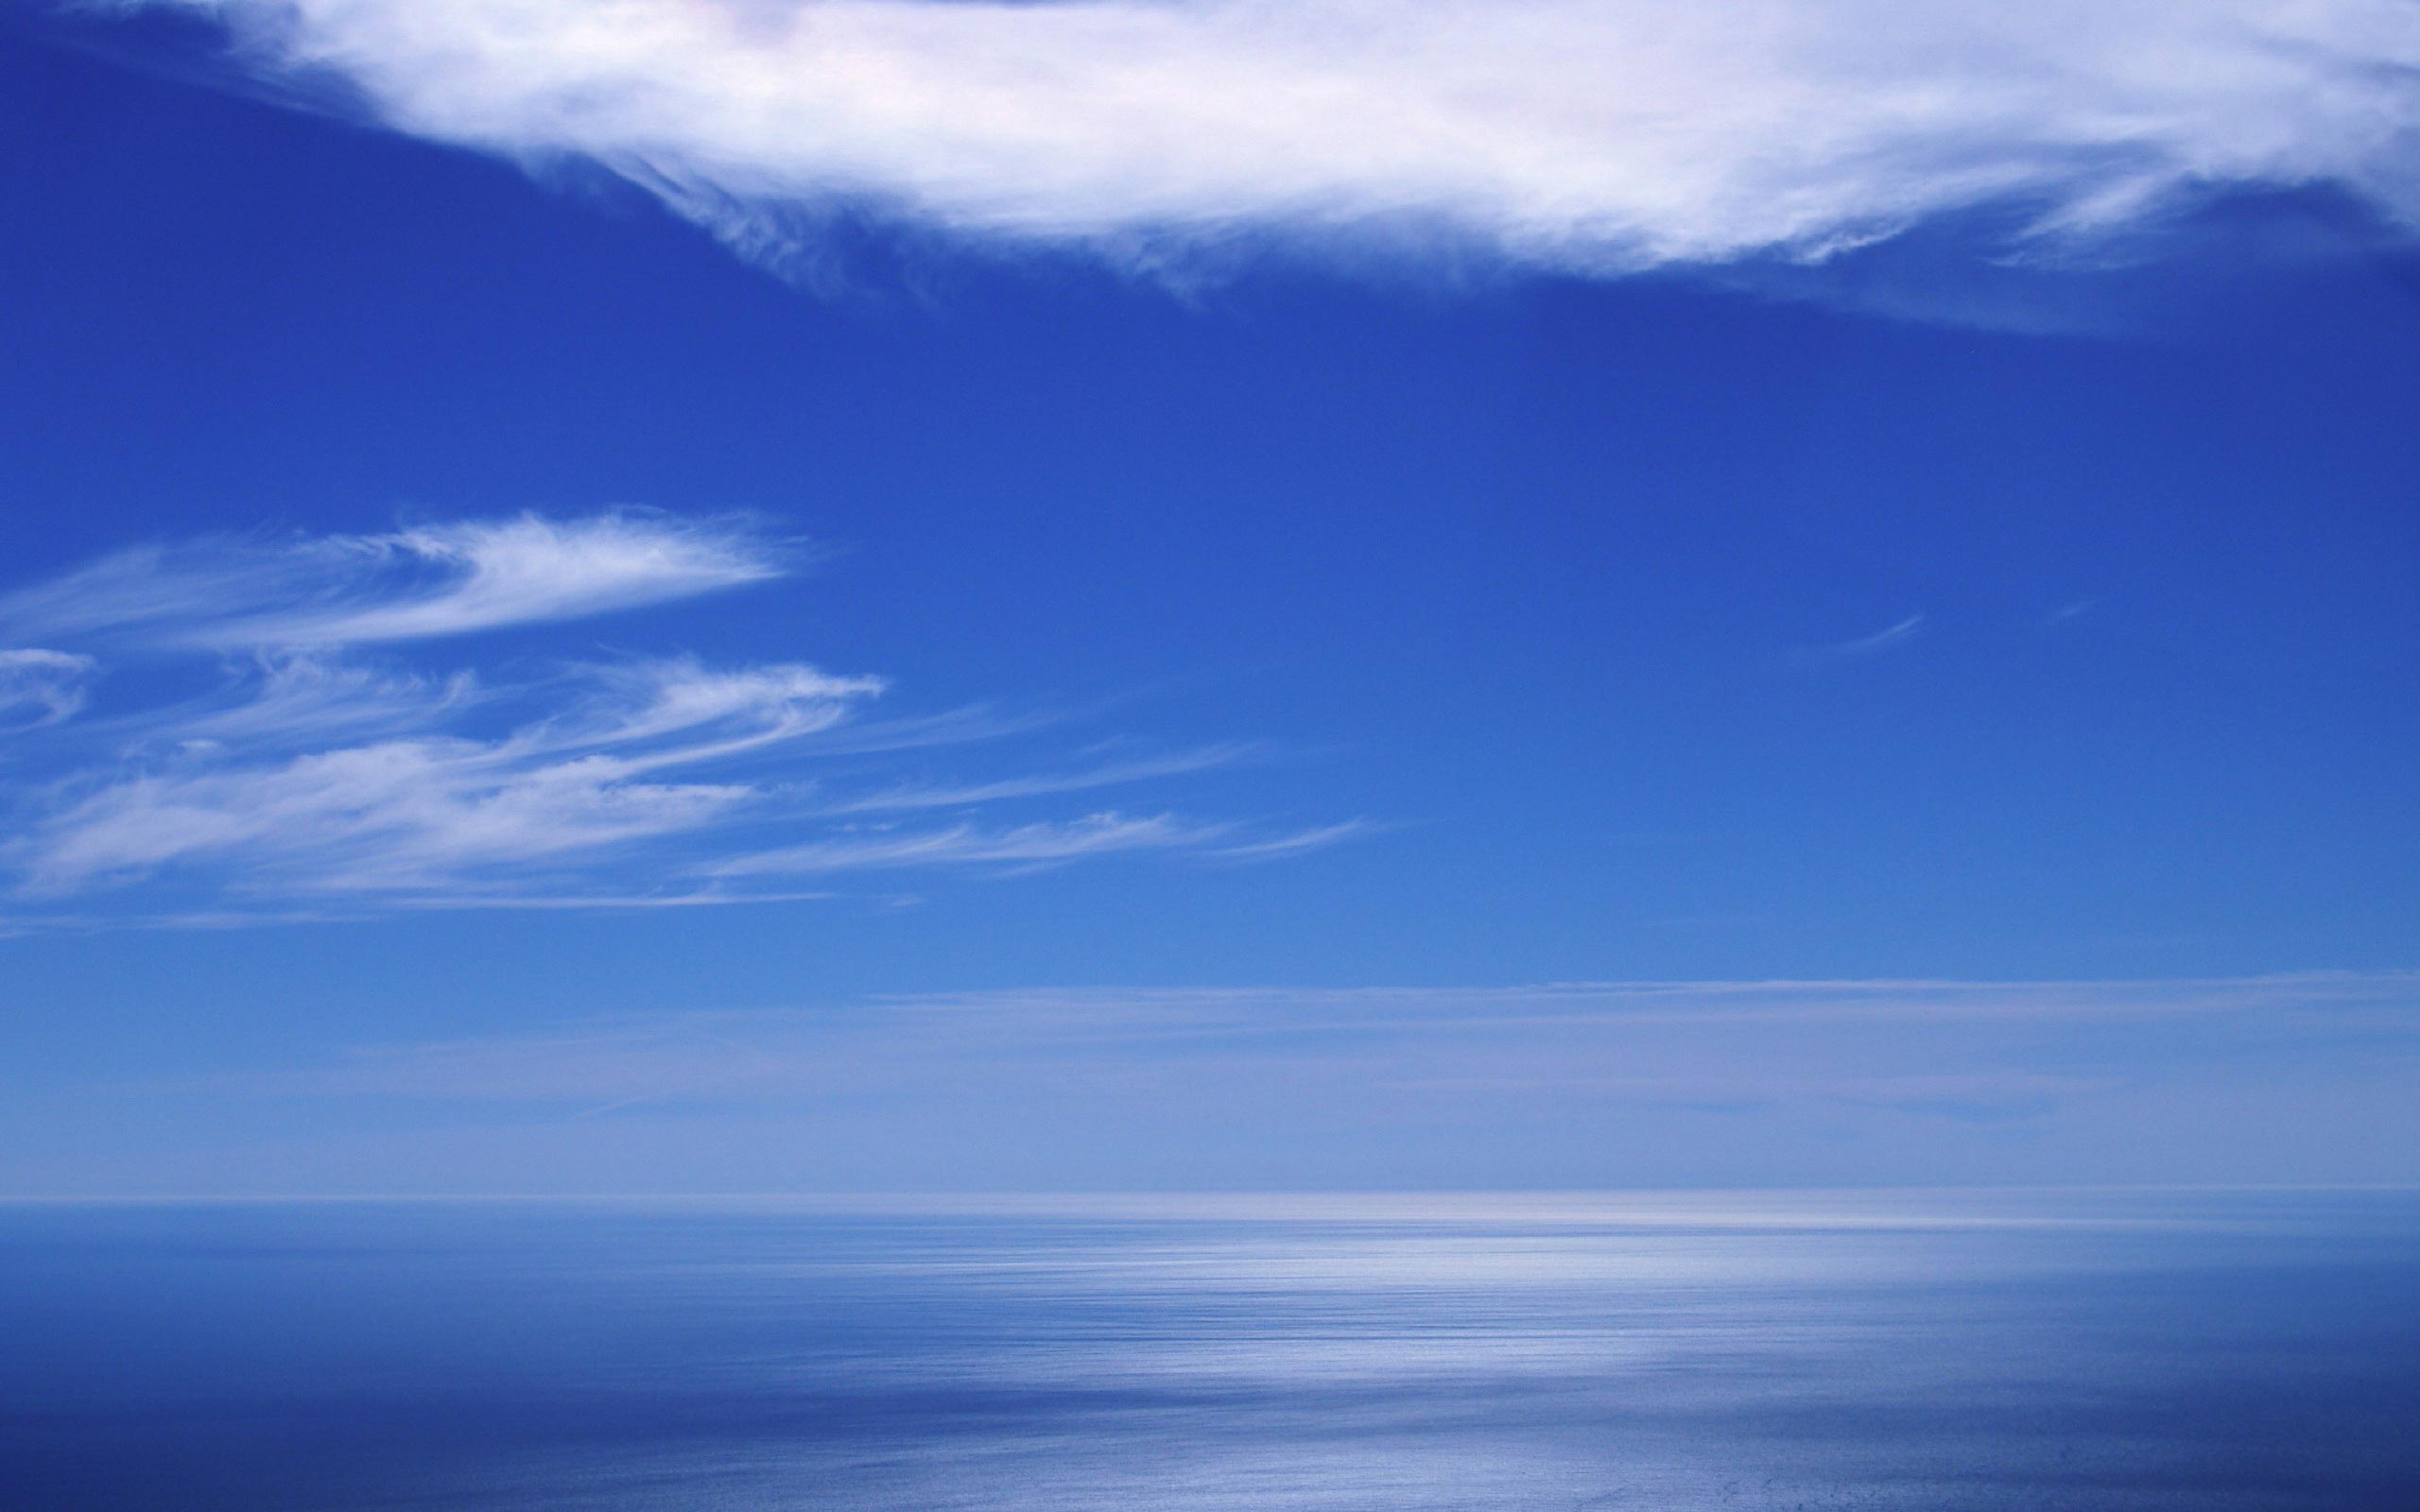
4 1191 2417 1510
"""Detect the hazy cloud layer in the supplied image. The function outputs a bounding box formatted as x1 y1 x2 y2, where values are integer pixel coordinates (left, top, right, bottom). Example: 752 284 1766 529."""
0 512 1340 919
118 0 2420 280
195 971 2420 1188
277 970 2420 1097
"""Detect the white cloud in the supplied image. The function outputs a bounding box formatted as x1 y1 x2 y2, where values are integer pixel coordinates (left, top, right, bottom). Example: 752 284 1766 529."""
0 513 1340 917
124 0 2420 280
0 649 97 730
0 510 785 651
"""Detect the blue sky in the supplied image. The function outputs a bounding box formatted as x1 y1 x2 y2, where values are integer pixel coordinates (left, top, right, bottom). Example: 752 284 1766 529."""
3 0 2417 1193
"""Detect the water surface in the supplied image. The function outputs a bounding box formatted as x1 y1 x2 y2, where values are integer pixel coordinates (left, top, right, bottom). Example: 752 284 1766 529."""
5 1190 2416 1509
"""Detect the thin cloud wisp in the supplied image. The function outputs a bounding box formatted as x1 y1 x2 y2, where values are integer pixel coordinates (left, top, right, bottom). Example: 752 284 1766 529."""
0 511 1346 921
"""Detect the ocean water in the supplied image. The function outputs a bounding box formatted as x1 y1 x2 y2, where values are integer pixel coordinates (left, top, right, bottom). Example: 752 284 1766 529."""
3 1191 2416 1511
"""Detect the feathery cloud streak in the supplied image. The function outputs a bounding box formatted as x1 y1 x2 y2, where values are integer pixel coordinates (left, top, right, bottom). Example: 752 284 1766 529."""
0 512 1340 918
115 0 2420 280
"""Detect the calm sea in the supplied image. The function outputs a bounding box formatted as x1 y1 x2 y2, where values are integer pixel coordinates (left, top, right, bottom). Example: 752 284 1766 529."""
4 1190 2416 1510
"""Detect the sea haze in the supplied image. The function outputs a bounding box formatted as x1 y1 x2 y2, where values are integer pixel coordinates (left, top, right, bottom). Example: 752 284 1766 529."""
4 1190 2417 1510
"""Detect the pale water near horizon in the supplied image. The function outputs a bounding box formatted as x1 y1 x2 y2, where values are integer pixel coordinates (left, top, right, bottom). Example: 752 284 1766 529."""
4 1190 2417 1510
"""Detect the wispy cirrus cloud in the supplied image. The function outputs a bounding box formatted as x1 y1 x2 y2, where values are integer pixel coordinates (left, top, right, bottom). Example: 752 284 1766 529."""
712 810 1380 877
12 658 871 898
825 744 1259 816
712 811 1237 878
94 0 2420 285
0 511 785 650
0 511 1347 920
1789 611 1927 664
